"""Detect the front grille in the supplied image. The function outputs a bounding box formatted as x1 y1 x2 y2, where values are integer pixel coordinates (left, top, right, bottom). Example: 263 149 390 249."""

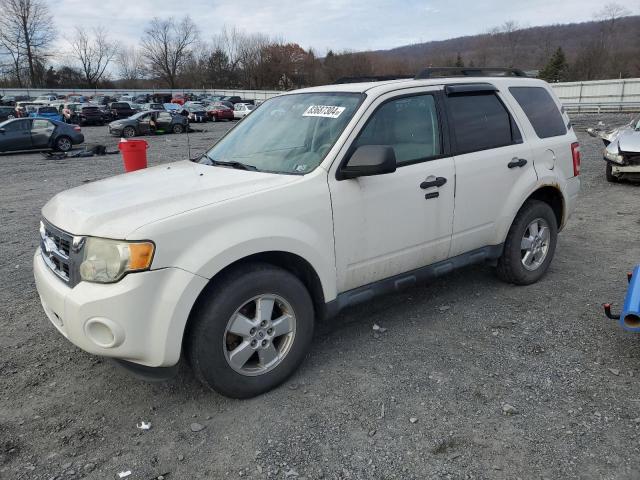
40 220 78 285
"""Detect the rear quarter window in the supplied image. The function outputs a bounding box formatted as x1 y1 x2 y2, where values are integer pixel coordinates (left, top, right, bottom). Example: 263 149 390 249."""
509 86 567 139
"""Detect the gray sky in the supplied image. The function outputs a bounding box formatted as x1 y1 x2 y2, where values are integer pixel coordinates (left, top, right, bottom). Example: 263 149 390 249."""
54 0 637 54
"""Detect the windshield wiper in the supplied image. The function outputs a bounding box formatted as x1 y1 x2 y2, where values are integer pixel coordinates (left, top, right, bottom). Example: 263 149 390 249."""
201 154 258 171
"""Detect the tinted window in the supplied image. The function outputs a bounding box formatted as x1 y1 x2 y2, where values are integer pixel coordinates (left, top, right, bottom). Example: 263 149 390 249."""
509 87 566 139
3 119 31 131
354 94 441 166
447 93 520 154
158 112 172 122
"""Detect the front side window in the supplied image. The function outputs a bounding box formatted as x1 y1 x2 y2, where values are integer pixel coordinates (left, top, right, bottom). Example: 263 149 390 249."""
509 86 567 139
200 92 363 174
353 94 441 166
447 93 521 154
1 119 30 131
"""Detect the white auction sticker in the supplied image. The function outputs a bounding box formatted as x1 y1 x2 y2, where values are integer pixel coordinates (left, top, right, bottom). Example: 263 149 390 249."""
303 105 346 118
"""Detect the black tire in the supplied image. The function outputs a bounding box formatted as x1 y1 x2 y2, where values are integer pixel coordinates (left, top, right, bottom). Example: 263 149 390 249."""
172 123 184 134
54 135 72 152
496 200 558 285
606 163 620 183
122 126 136 138
186 263 315 398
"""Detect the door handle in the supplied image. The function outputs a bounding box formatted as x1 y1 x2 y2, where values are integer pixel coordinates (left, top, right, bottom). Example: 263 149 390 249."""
508 158 527 168
420 177 447 189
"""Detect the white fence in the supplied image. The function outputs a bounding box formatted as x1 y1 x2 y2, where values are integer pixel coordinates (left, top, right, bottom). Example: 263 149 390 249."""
2 78 640 110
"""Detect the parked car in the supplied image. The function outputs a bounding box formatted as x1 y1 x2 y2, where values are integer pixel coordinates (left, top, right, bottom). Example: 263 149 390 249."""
211 100 234 110
587 115 640 183
0 106 17 121
163 103 182 114
33 70 580 398
15 102 42 118
33 94 58 104
141 103 164 111
0 117 83 153
171 94 186 105
221 95 245 105
91 95 113 106
206 104 234 122
108 110 188 137
233 103 256 120
181 102 207 122
66 104 104 125
109 101 137 119
28 105 63 122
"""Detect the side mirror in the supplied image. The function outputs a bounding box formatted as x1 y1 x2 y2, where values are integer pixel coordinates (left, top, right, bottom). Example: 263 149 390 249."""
0 128 5 134
338 145 396 180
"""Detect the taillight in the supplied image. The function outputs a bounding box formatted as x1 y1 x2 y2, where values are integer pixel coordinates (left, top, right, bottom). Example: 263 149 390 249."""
571 142 580 176
74 126 81 132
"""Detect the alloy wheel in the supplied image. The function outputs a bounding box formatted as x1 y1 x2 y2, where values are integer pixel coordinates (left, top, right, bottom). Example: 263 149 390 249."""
223 294 296 376
520 217 550 271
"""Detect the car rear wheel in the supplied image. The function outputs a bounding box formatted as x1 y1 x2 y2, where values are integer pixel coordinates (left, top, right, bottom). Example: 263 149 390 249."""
496 200 558 285
122 126 136 138
54 136 72 152
172 123 184 134
186 263 314 398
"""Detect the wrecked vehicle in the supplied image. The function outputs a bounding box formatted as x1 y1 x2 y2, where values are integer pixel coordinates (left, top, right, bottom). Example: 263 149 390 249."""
588 115 640 182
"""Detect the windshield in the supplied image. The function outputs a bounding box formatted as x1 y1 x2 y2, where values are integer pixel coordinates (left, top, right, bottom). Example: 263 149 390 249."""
200 92 363 174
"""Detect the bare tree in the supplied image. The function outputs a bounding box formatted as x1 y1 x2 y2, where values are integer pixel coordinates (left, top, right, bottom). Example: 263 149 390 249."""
0 0 55 87
594 2 632 26
116 46 145 85
68 27 117 87
140 16 198 88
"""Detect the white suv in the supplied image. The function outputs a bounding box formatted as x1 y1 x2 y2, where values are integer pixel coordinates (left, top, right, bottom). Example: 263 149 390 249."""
34 69 581 398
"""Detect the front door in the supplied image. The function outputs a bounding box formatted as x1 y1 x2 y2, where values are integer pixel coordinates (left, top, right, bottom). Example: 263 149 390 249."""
329 89 455 293
0 119 32 152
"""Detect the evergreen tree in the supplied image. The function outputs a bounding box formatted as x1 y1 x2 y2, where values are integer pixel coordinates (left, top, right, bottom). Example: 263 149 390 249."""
455 53 464 67
539 47 569 82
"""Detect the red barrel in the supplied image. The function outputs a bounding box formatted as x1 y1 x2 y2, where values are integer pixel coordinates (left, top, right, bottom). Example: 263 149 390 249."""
118 139 148 172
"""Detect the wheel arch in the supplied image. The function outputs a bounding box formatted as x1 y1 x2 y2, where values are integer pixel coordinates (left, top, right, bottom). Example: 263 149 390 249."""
183 250 328 354
526 185 564 230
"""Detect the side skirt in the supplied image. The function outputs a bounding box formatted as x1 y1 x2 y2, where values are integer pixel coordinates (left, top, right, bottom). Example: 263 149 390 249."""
325 244 504 318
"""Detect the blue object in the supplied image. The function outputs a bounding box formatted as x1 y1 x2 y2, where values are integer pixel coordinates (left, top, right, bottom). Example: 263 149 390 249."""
29 112 63 122
621 265 640 332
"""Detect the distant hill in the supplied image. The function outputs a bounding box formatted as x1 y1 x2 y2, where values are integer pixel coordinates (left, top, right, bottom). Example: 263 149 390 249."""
356 16 640 80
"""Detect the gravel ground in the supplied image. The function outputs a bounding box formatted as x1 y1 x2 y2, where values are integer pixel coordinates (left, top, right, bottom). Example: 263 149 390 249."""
2 114 640 480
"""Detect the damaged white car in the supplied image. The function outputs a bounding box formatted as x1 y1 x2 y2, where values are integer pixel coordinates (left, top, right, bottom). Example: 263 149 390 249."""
588 115 640 182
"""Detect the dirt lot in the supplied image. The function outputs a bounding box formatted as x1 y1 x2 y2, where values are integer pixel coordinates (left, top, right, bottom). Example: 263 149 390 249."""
2 114 640 480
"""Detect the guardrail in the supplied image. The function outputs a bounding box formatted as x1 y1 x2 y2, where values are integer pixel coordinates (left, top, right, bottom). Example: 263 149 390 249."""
563 102 640 114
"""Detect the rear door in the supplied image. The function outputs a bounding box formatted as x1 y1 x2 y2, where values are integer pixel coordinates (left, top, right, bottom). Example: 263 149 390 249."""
444 84 536 257
156 112 173 129
31 118 55 148
0 119 32 152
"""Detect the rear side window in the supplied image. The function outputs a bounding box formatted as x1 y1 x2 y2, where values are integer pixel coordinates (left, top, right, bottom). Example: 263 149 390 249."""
354 94 442 166
509 87 566 139
447 93 521 155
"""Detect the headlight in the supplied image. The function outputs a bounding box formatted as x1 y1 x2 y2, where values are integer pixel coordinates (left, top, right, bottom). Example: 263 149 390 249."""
604 148 624 164
79 238 154 283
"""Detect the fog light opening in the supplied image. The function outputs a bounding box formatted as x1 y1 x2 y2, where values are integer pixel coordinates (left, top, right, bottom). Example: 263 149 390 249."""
85 319 116 348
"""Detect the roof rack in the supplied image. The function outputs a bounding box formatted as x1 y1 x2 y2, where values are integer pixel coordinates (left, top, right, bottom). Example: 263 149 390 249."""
414 67 528 79
333 75 413 84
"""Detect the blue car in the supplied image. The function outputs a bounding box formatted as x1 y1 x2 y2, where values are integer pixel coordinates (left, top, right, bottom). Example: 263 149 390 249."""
28 105 63 122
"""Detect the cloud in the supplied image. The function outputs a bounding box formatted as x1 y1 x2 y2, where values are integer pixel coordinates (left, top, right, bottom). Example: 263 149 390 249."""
53 0 634 56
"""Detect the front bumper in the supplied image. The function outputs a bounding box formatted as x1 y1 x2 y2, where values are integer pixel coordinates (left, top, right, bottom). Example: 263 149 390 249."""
611 164 640 174
34 249 208 367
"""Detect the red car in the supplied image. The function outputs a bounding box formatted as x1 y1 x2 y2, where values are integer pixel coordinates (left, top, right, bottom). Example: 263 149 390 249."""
171 94 186 106
207 104 234 122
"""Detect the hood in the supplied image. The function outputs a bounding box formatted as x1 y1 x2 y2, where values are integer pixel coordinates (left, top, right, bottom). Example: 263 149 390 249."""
617 129 640 154
42 161 298 238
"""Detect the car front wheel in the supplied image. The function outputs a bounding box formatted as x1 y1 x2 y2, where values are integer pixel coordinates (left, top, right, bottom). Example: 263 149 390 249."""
186 263 314 398
122 126 136 138
496 200 558 285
